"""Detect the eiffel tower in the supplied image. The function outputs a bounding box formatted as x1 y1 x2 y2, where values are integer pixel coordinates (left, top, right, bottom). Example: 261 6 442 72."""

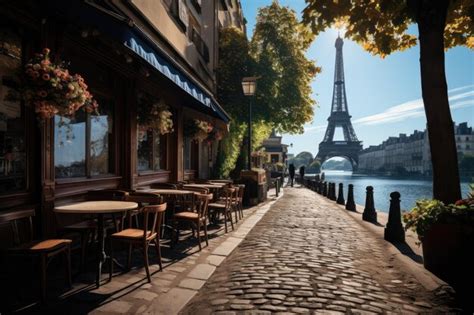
316 36 362 170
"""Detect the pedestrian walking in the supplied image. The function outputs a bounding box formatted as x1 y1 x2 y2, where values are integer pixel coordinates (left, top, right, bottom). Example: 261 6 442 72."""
289 163 295 187
299 165 305 184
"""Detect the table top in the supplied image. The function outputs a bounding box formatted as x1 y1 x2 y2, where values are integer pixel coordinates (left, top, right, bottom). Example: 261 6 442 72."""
184 183 226 189
142 189 196 195
54 201 138 214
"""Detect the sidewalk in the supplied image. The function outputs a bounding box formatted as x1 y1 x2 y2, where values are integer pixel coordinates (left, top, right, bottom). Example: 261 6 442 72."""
13 190 282 315
182 186 458 314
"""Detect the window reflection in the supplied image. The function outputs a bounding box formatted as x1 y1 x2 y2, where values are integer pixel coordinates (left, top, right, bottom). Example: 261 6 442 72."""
54 111 86 178
91 102 113 176
137 127 164 172
0 28 26 194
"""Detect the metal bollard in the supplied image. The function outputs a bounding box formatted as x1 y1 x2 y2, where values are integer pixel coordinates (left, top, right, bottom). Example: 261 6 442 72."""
323 182 328 197
345 184 356 211
275 179 279 197
384 192 405 243
329 183 337 201
337 183 345 205
362 186 377 223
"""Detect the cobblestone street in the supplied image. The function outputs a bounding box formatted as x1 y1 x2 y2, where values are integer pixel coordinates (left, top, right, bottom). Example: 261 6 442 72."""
182 186 457 314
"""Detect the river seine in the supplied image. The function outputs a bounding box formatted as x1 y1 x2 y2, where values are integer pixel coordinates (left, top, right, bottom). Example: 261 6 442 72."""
309 171 471 213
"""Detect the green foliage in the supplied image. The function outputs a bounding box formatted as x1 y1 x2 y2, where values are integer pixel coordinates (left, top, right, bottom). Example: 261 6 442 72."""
252 121 273 151
403 198 474 239
217 27 252 123
302 0 474 57
251 1 320 133
288 151 314 168
307 160 321 174
213 123 247 179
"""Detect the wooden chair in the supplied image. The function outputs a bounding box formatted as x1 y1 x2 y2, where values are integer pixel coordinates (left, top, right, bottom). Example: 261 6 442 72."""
0 208 72 303
109 202 167 283
150 182 178 190
237 184 245 219
172 193 213 250
208 188 235 233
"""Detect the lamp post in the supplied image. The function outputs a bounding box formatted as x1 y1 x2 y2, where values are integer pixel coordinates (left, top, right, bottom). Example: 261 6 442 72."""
241 77 258 170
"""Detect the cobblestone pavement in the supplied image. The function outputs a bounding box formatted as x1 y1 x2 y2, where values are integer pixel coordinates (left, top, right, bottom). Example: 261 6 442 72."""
182 186 457 314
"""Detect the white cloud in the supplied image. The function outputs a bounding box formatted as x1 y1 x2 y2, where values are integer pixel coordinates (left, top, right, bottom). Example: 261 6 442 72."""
302 85 474 133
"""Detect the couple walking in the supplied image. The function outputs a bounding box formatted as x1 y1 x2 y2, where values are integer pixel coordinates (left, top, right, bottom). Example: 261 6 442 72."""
288 164 305 187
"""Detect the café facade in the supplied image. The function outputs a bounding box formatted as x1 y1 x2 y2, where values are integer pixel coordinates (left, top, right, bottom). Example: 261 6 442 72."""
0 0 232 236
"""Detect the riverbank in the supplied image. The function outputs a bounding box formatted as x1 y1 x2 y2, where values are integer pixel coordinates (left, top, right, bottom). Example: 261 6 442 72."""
303 171 470 212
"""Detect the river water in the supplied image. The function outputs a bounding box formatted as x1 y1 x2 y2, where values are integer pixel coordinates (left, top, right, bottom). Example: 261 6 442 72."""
307 171 471 213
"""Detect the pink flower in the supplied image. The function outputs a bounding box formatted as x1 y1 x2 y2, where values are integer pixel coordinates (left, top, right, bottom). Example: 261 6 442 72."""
43 48 50 55
42 73 50 81
38 90 48 98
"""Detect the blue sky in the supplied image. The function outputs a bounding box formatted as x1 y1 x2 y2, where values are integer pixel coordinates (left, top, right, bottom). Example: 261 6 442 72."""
241 0 474 157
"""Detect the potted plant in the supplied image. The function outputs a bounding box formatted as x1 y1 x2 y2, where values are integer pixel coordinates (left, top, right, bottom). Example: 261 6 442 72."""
137 98 174 136
184 119 213 142
402 185 474 289
21 48 98 120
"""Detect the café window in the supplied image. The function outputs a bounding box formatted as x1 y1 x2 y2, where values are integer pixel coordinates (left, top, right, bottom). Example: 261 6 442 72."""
136 94 169 172
0 28 26 194
183 137 198 171
54 97 114 179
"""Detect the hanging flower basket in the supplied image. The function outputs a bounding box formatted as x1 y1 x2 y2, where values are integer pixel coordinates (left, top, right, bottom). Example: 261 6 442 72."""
137 98 174 135
205 128 223 144
21 48 98 120
184 119 213 142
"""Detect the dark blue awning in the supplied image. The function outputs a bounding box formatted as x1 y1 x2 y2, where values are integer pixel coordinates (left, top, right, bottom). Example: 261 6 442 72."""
49 0 230 123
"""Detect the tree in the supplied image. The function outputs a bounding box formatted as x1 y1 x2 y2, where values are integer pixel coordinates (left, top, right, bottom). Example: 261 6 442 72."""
303 0 474 204
307 160 321 174
252 1 320 134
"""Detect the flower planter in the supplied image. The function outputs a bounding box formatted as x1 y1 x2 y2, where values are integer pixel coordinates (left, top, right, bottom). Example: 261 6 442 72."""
422 223 474 290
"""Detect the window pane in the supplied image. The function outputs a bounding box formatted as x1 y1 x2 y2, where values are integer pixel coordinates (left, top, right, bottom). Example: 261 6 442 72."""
90 101 113 176
54 111 86 178
184 137 191 170
137 126 153 171
0 29 26 194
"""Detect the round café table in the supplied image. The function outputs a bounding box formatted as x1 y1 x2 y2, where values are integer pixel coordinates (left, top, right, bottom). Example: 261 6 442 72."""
54 201 138 287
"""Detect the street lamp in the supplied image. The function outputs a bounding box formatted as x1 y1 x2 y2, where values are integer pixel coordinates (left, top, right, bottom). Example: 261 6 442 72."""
242 77 258 170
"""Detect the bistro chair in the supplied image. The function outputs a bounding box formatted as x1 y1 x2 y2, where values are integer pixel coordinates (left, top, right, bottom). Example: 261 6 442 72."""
109 202 167 283
0 207 72 303
172 193 213 250
208 187 235 233
237 184 245 219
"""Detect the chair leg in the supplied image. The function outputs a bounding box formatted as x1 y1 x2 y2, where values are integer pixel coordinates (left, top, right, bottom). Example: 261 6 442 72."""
66 245 72 288
109 239 114 282
197 223 202 251
40 253 47 304
153 239 162 271
223 211 228 233
228 210 234 231
143 243 151 283
204 222 209 246
234 205 238 223
80 232 87 272
127 243 133 270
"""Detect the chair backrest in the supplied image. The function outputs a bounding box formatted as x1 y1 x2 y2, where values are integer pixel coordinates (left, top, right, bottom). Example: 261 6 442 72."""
194 193 213 219
87 189 128 201
126 192 163 206
0 208 35 246
238 184 245 199
222 188 235 208
150 183 178 190
185 186 210 194
142 203 167 239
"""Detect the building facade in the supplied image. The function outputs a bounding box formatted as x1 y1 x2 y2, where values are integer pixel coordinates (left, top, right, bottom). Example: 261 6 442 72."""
358 122 473 175
260 130 289 166
0 0 244 236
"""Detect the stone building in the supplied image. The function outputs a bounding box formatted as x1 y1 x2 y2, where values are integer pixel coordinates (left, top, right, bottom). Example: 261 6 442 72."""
261 130 289 165
358 122 473 175
0 0 245 236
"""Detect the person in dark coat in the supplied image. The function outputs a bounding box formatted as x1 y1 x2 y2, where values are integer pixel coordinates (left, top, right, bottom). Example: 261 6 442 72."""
299 165 305 184
288 163 295 187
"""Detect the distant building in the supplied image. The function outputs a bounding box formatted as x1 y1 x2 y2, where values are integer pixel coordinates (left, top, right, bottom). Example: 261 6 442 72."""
261 130 289 165
358 122 474 175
